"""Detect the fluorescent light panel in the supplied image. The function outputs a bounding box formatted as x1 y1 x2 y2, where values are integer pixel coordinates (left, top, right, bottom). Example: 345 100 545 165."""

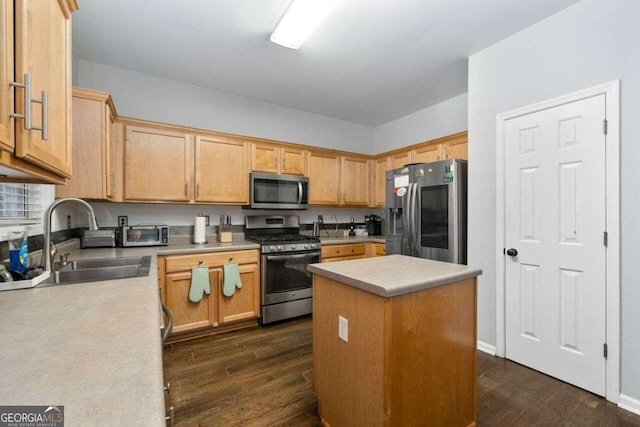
271 0 343 49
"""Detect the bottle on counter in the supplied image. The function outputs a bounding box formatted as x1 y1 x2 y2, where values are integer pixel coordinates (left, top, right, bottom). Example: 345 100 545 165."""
8 232 28 274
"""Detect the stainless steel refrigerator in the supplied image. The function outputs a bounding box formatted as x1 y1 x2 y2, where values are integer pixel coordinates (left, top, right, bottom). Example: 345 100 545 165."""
385 159 467 264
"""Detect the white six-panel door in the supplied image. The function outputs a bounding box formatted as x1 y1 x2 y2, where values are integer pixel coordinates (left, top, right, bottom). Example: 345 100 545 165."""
504 94 607 395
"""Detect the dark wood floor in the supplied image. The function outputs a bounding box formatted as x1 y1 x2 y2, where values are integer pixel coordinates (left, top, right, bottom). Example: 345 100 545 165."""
163 317 640 426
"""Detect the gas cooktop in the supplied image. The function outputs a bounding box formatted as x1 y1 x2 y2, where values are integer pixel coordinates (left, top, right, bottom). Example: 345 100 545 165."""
245 234 320 244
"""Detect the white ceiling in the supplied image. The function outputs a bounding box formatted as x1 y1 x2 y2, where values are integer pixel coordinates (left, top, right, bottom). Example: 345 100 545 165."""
72 0 581 126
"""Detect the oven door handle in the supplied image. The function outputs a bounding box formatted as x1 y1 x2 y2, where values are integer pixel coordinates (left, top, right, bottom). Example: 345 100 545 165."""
266 251 321 261
297 182 303 205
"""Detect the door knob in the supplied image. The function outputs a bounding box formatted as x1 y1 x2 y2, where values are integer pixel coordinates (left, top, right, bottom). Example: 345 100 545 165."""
506 248 518 257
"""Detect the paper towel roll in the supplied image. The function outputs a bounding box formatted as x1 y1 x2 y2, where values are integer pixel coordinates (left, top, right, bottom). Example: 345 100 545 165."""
194 216 207 244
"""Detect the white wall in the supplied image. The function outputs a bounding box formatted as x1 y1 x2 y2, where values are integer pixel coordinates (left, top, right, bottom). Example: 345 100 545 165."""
468 0 640 400
77 60 374 154
373 93 468 153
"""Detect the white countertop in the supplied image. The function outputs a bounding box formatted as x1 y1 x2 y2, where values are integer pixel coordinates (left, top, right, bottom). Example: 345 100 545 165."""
308 254 482 297
0 238 261 426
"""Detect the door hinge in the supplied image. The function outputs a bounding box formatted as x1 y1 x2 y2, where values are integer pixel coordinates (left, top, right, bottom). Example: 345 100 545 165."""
603 231 608 247
604 343 608 359
603 119 608 135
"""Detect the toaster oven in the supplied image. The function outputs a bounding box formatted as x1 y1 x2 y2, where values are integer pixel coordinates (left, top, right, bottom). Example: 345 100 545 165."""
119 225 169 247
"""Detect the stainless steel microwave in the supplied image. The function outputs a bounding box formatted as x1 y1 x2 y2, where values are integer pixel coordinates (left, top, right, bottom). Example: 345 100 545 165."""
250 172 309 209
119 225 169 247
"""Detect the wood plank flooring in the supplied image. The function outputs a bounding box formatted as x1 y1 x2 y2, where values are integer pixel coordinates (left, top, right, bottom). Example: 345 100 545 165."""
163 317 640 426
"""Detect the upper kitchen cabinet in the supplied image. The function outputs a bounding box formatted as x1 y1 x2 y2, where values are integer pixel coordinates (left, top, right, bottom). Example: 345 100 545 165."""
442 132 468 160
340 155 370 206
0 0 77 183
195 135 248 204
124 124 194 202
307 149 340 205
56 88 117 200
390 150 411 169
373 156 391 207
250 142 306 176
411 143 444 163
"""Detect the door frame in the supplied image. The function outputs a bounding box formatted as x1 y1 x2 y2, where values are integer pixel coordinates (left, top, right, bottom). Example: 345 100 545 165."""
495 80 620 403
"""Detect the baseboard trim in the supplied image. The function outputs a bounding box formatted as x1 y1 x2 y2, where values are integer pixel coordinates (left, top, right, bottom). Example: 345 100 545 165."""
618 394 640 416
477 340 497 356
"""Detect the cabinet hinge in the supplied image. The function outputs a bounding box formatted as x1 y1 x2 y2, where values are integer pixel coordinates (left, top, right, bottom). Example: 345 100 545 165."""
603 231 608 247
604 343 608 359
603 119 608 135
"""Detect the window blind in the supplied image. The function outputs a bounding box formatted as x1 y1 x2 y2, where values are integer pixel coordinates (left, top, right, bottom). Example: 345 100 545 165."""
0 183 43 224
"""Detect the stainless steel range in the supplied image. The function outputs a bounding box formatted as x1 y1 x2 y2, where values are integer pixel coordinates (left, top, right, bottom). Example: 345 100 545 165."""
244 215 320 325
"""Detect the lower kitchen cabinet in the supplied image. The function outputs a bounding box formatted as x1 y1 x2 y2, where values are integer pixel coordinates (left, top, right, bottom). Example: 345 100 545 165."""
321 243 367 262
159 249 260 337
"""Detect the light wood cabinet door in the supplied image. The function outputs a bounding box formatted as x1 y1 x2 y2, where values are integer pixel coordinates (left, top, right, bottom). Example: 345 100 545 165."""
341 155 370 206
444 136 468 160
280 146 306 175
390 150 411 169
251 142 306 176
373 156 390 207
56 88 116 200
165 269 219 333
124 125 194 201
307 150 340 205
13 0 74 177
412 143 443 163
218 263 260 324
251 142 278 174
0 0 13 152
195 135 248 203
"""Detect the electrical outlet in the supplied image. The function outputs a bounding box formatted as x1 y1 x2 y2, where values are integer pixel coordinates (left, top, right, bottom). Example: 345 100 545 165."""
118 216 128 227
203 215 210 226
318 214 323 224
67 215 72 230
338 315 349 343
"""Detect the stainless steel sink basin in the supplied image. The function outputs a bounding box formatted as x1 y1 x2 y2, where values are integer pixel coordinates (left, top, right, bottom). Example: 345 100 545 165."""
62 256 149 271
41 255 152 286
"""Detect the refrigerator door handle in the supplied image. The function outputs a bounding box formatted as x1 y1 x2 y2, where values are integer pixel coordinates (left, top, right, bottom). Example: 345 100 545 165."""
412 182 420 254
401 185 410 254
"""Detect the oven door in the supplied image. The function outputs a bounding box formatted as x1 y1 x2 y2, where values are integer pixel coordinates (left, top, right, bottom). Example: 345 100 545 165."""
262 250 320 305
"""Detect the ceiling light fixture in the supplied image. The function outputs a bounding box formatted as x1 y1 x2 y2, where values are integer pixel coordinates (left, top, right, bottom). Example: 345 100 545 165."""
270 0 343 50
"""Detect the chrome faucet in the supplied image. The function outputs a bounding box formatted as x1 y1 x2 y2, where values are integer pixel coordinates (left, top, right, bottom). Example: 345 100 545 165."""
42 198 98 272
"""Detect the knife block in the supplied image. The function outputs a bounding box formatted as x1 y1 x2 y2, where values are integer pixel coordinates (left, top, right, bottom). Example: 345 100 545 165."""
217 225 232 243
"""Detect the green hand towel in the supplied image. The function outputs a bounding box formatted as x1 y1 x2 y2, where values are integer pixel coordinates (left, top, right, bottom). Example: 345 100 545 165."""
223 262 242 297
189 266 211 303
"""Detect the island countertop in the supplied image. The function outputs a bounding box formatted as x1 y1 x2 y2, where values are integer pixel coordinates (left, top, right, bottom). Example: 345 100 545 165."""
308 254 482 297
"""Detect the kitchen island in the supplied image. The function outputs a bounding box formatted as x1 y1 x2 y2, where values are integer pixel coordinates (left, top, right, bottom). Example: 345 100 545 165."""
308 255 482 427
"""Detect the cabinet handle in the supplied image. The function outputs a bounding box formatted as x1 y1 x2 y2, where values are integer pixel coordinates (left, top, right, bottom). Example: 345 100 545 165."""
164 382 171 394
185 183 188 197
9 73 32 131
166 406 174 426
10 74 48 140
196 184 200 198
31 90 48 140
283 156 286 170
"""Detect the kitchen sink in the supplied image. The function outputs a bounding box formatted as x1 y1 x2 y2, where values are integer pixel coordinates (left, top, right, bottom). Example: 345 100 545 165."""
41 256 152 286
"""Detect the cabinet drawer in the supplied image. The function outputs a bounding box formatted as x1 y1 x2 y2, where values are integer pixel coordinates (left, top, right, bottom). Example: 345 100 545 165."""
164 249 259 273
374 243 386 256
321 243 366 260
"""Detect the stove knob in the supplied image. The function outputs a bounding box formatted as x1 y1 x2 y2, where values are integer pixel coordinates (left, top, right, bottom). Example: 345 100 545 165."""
291 245 296 250
304 244 310 249
270 246 275 252
277 245 283 251
311 243 316 249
